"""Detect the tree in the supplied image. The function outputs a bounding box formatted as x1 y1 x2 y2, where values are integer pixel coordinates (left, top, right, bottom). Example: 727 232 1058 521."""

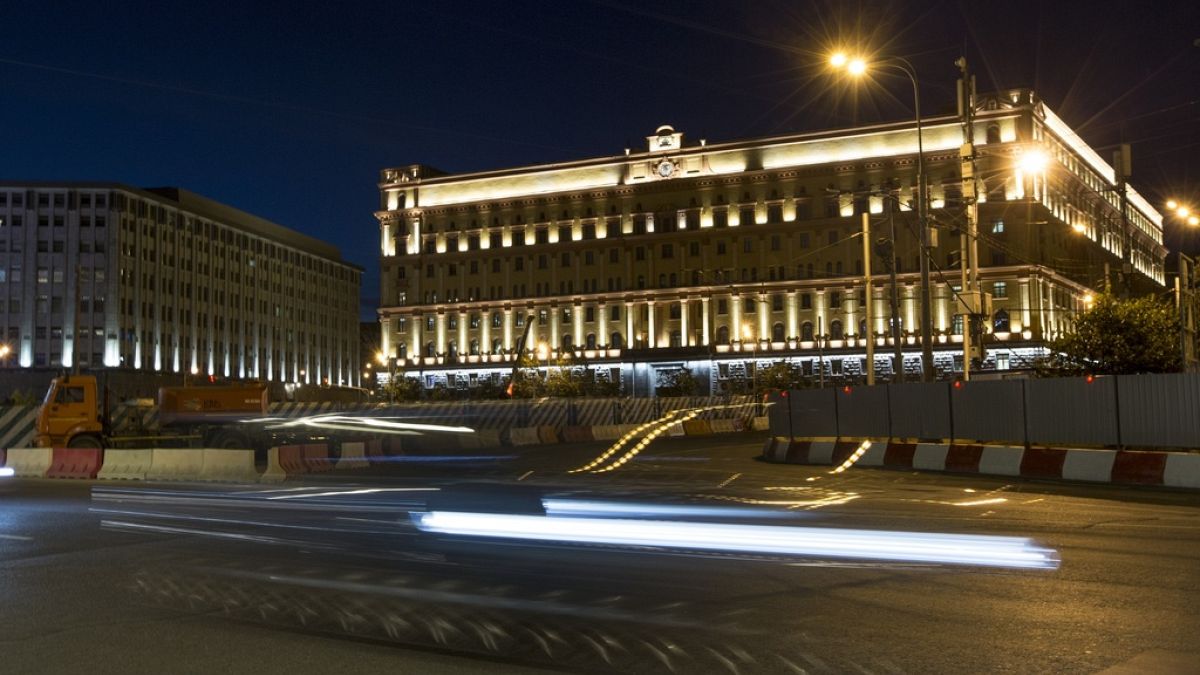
656 367 702 397
382 376 424 402
1039 293 1182 376
756 361 805 393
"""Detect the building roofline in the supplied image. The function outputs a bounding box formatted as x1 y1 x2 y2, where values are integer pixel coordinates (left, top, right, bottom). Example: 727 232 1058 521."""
0 181 357 269
378 111 977 188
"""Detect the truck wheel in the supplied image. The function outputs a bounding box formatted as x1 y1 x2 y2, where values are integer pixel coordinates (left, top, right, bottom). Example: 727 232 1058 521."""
68 434 103 449
209 430 249 450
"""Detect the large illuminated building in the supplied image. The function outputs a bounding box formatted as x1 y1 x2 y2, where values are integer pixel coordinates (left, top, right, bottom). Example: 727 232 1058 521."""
0 184 361 386
375 89 1165 393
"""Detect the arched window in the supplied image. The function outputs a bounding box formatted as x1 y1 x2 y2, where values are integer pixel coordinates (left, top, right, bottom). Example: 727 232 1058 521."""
562 334 574 351
637 275 646 289
425 341 435 357
491 338 502 354
986 123 1001 144
658 273 666 288
397 342 407 359
611 332 623 348
993 309 1011 332
801 322 814 341
772 322 785 342
830 320 844 340
669 272 677 286
859 319 868 337
586 333 596 349
447 340 458 358
670 330 682 347
469 339 479 356
716 325 730 344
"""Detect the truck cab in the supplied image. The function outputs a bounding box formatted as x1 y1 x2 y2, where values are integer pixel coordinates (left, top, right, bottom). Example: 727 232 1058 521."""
36 376 104 448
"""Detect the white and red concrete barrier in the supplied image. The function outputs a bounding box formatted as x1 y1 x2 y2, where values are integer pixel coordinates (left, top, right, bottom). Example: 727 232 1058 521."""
764 437 1200 489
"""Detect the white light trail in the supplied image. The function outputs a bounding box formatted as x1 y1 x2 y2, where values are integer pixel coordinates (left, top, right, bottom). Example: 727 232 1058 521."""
541 499 798 520
413 511 1059 569
0 467 15 478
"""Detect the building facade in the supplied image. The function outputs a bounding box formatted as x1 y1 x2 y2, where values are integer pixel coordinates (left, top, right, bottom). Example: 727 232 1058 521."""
0 184 361 386
375 90 1166 393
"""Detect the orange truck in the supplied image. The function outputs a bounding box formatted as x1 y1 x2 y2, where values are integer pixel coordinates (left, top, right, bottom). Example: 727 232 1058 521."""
36 374 279 450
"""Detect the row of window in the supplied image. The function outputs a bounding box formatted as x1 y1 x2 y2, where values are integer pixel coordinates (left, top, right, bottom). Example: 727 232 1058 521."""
0 192 108 209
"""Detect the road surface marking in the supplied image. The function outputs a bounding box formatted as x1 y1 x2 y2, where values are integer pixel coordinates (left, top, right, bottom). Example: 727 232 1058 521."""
0 533 33 541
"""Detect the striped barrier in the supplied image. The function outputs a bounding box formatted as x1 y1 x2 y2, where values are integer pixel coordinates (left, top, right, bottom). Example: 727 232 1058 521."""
5 447 54 477
47 448 103 479
682 419 713 436
711 418 741 434
97 449 153 480
751 416 770 431
337 442 369 469
302 443 334 473
592 424 624 441
262 445 308 481
665 422 686 437
0 406 39 450
145 448 206 481
536 426 559 444
509 427 542 446
561 426 594 443
199 449 260 482
765 438 1200 489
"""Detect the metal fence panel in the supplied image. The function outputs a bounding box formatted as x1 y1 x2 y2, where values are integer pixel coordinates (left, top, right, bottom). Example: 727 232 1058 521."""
1117 373 1200 448
1025 376 1118 447
787 388 838 437
887 383 952 440
836 384 890 438
951 380 1026 444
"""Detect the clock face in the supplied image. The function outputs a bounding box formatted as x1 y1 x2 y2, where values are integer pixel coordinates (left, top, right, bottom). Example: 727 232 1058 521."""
657 160 674 177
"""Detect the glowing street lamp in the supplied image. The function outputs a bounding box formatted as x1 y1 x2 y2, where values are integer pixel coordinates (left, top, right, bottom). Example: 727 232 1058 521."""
1016 148 1049 174
1166 200 1199 226
828 50 935 382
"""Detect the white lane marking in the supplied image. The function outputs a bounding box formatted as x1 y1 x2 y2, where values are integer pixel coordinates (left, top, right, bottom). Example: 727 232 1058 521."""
0 533 33 541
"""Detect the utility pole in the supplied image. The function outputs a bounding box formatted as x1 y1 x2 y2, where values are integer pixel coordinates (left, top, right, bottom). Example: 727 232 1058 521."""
1114 144 1134 298
887 203 903 382
956 56 984 380
862 212 875 385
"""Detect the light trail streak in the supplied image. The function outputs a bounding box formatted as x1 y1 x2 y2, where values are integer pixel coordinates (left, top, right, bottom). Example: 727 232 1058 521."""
0 467 15 477
413 511 1059 569
267 487 439 500
541 499 799 520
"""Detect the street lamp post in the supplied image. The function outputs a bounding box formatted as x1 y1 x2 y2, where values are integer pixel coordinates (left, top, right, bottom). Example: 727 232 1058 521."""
831 52 936 382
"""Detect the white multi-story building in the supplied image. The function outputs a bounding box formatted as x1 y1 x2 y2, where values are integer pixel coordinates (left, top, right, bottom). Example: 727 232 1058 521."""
0 184 361 386
375 90 1166 393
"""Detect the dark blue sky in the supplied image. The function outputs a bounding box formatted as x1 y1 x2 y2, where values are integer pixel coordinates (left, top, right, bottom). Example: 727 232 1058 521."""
3 1 1197 319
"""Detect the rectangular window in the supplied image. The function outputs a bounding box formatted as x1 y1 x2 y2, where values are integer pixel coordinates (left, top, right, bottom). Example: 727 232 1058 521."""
662 244 673 258
993 281 1008 298
996 353 1010 370
801 293 812 309
743 238 752 253
992 219 1005 234
770 235 781 251
717 299 728 315
560 252 571 267
635 247 645 261
609 248 619 263
609 305 620 320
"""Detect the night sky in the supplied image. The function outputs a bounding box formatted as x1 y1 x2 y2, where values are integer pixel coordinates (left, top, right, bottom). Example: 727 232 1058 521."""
3 1 1197 319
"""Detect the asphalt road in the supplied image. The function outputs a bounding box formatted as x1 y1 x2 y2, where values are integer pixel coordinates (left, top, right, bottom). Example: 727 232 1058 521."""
2 433 1199 674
